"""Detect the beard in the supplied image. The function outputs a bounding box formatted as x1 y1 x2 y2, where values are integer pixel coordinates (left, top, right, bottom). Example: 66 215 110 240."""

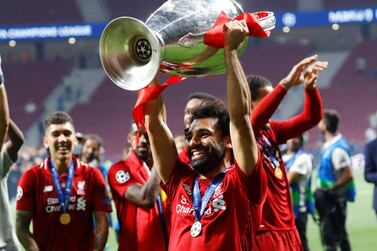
189 142 225 175
134 147 151 163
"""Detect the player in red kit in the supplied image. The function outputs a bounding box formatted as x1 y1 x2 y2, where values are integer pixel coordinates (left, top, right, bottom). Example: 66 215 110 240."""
16 111 112 251
248 56 327 250
144 20 266 251
108 123 169 251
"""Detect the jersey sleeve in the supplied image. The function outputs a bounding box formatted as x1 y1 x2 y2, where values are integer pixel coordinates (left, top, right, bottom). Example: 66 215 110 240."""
161 160 193 201
251 84 287 131
16 168 36 211
289 154 313 176
234 151 267 205
331 148 351 171
178 147 190 165
92 168 113 212
271 87 323 144
108 162 138 200
0 148 13 178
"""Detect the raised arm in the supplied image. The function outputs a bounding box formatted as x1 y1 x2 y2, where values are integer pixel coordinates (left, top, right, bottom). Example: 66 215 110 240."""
252 55 320 130
4 119 24 163
16 210 39 251
0 55 10 151
252 84 287 130
224 20 258 174
144 81 178 183
273 60 328 144
124 167 161 207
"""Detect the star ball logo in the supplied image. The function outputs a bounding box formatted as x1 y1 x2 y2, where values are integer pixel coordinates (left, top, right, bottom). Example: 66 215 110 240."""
116 170 130 184
16 186 23 201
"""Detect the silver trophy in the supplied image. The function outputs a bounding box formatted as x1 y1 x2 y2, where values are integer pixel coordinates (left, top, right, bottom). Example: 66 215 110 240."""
99 0 275 90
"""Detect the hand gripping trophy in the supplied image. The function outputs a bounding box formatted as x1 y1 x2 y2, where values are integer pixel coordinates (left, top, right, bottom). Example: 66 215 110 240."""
99 0 275 91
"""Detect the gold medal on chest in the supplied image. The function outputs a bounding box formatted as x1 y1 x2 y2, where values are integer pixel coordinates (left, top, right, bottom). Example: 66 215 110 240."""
275 167 283 180
59 213 71 225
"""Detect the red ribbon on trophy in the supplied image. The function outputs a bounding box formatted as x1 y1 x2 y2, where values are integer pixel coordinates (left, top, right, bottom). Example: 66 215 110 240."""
132 11 275 129
133 76 184 129
204 11 274 48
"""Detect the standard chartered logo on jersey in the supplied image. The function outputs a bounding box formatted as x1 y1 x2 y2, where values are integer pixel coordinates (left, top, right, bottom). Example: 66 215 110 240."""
45 196 87 213
45 180 87 213
175 183 226 215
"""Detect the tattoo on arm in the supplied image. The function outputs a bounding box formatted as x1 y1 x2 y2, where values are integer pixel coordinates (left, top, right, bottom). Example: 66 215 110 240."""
93 211 109 251
124 167 161 208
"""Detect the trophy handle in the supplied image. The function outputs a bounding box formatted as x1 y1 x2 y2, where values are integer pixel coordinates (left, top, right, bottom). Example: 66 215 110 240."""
99 17 162 91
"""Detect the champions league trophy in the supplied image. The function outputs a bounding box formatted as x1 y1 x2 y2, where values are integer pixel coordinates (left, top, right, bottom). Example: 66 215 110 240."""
99 0 275 90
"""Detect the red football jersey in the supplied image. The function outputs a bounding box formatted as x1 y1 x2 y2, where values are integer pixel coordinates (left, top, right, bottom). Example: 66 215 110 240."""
255 128 295 231
162 158 265 251
252 86 322 232
108 151 169 251
178 147 190 165
16 157 112 251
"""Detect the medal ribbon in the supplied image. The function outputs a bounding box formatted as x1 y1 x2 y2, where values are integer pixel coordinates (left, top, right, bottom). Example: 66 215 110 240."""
192 171 228 222
49 159 75 213
132 76 184 130
257 135 281 168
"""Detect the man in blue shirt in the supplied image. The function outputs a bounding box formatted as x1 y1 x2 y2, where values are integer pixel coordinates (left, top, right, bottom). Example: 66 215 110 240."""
315 109 355 251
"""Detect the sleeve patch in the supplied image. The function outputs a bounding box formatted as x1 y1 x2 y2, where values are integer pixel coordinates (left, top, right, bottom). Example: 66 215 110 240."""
16 186 23 201
115 170 130 184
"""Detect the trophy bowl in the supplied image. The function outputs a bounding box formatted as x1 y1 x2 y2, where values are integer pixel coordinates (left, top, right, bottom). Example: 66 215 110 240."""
99 0 249 91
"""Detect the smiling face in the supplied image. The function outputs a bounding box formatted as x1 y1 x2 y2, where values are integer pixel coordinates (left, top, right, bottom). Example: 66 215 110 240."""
44 122 77 164
185 117 226 175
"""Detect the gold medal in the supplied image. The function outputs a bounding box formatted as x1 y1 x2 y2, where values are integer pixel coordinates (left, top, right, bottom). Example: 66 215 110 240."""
59 213 71 225
275 167 283 180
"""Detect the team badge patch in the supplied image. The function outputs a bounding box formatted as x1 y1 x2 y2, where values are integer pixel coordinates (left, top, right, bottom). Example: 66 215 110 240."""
16 186 23 200
77 180 86 195
116 170 130 184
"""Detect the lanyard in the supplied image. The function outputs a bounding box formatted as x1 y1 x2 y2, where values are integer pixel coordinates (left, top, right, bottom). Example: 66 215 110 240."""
49 159 75 212
257 134 281 168
192 171 227 222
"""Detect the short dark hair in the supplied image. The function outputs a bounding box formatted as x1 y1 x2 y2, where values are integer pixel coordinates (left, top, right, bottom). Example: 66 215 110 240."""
82 134 103 148
323 109 340 134
44 111 74 131
188 92 217 103
246 74 273 101
189 99 230 136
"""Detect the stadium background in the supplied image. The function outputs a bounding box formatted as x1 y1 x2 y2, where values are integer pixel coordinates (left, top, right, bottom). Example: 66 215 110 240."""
1 0 377 250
